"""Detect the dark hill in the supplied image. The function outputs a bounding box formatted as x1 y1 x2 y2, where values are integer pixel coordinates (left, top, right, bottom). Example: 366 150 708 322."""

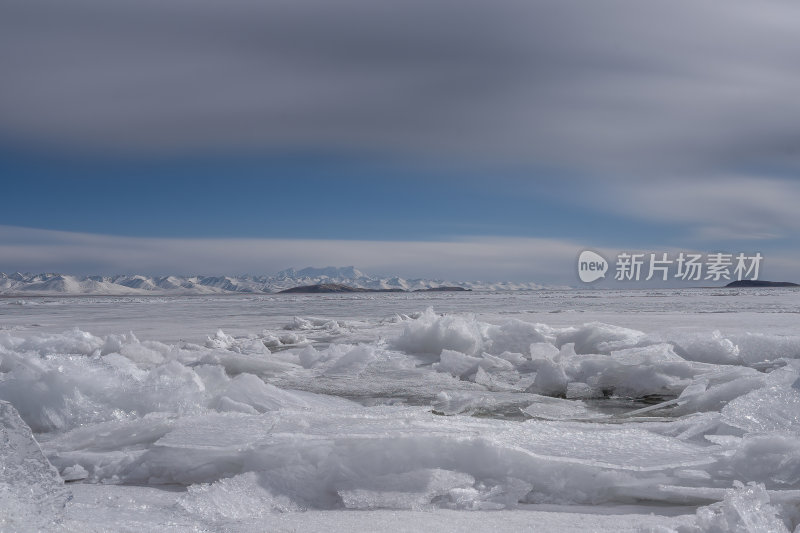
725 280 799 288
279 283 405 293
413 286 471 292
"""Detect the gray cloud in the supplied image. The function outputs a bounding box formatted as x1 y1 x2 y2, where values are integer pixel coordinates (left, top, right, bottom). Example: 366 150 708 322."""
2 0 800 178
582 175 800 241
0 226 585 283
2 226 794 285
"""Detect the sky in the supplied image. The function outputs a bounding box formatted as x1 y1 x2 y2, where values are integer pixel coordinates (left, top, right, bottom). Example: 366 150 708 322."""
1 0 800 285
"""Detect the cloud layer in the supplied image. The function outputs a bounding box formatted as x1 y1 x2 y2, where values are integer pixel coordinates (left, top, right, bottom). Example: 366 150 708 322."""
3 0 800 177
3 1 800 266
0 226 794 286
0 226 584 283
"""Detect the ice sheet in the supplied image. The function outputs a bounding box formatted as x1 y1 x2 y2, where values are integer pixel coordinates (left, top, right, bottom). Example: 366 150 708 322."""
3 289 800 530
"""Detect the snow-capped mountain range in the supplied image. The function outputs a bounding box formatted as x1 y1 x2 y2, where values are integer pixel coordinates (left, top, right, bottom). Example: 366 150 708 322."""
0 267 553 295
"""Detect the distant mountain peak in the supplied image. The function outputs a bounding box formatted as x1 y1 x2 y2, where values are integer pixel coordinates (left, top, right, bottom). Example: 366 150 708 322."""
0 268 552 295
279 266 367 279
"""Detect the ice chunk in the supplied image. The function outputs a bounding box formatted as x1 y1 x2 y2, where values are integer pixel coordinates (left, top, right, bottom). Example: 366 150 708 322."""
679 482 790 533
213 373 318 412
503 422 714 471
0 336 304 434
555 322 646 354
674 374 766 416
733 332 800 366
118 341 167 365
527 359 568 396
152 413 277 451
433 350 513 379
0 348 214 432
609 343 687 365
99 331 139 355
277 332 307 345
178 472 301 521
529 342 560 362
205 329 237 350
42 415 177 483
297 345 328 368
205 329 271 355
44 415 176 456
393 308 484 356
471 365 519 390
0 401 70 529
445 476 534 510
483 320 547 356
492 350 529 367
575 352 697 399
8 328 105 356
339 469 475 510
283 316 348 333
198 350 296 376
432 390 547 417
521 396 599 421
724 434 800 487
722 386 800 433
394 309 555 361
323 345 378 376
673 331 741 365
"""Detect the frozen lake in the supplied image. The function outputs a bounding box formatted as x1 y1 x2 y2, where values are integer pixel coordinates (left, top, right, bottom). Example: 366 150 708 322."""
2 289 800 531
4 287 800 342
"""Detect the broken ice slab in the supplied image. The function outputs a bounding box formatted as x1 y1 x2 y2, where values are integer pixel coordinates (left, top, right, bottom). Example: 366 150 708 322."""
684 482 793 533
498 421 716 471
338 469 476 510
521 396 606 421
721 385 800 433
0 400 71 530
433 390 558 419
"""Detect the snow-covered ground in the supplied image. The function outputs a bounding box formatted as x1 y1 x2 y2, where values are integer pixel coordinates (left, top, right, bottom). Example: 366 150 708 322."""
2 288 800 531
